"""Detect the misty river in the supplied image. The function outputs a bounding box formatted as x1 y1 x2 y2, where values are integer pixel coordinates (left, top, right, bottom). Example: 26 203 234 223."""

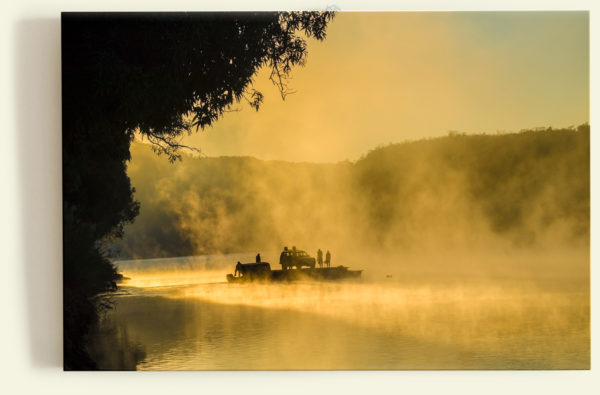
92 252 589 370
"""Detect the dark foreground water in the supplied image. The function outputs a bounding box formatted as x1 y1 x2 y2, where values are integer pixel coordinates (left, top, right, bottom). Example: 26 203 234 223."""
92 253 589 370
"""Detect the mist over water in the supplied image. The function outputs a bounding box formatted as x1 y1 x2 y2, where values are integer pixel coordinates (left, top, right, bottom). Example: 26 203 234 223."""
93 249 589 370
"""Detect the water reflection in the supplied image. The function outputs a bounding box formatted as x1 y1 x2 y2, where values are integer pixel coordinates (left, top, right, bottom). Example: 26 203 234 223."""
87 315 146 370
100 254 589 370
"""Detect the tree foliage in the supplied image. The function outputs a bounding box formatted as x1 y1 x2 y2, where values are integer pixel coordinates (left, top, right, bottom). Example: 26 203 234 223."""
63 12 334 160
61 11 334 370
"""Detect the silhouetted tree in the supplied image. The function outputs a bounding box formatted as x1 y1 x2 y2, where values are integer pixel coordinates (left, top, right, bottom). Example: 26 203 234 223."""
61 11 334 370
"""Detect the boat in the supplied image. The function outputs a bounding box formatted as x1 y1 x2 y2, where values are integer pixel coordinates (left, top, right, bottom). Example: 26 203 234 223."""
226 249 363 283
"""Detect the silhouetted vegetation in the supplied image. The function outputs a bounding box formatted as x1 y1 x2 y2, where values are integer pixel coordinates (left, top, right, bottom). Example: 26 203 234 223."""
62 11 334 370
355 125 589 248
87 318 147 371
113 126 589 259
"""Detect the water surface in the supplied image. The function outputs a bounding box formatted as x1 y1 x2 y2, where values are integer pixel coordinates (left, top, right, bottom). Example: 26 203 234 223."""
97 253 589 370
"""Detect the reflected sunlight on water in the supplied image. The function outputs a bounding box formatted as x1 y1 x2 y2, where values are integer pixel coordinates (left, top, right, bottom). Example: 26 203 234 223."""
102 254 589 370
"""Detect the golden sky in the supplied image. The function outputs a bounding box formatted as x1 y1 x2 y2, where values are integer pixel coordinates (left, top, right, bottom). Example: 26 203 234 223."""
181 12 589 163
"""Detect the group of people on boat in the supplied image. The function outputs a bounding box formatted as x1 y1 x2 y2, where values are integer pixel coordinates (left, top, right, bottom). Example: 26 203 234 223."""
276 246 331 270
242 247 332 273
316 248 331 268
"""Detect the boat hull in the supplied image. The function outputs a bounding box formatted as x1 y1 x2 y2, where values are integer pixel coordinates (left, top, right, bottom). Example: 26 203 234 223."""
226 266 362 283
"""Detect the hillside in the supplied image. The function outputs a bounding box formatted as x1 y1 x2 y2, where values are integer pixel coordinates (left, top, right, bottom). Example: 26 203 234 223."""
111 125 589 259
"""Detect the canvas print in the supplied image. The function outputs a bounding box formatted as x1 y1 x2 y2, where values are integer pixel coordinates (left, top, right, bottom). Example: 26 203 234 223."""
62 11 589 370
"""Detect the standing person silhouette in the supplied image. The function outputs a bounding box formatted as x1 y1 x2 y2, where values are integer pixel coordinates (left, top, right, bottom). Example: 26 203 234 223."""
280 247 289 270
325 250 331 268
256 253 261 263
317 249 323 268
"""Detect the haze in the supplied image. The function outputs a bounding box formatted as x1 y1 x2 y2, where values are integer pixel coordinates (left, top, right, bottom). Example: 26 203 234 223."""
180 12 589 163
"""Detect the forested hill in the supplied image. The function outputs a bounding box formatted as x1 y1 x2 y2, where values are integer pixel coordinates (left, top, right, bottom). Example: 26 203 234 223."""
112 125 589 259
